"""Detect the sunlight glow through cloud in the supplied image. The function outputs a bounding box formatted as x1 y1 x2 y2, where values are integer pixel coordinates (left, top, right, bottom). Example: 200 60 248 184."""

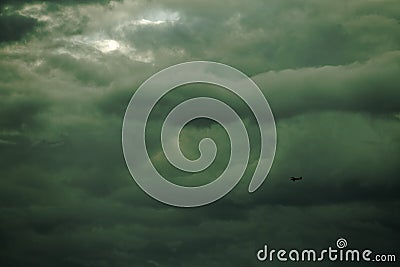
93 39 120 53
117 10 180 29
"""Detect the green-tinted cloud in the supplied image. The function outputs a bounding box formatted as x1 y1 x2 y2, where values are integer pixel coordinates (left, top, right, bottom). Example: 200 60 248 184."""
0 0 399 266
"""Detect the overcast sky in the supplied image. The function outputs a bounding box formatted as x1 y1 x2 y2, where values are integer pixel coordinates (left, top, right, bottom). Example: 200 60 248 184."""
0 1 399 266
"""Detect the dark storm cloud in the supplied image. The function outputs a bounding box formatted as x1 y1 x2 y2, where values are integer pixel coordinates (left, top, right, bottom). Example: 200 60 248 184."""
250 112 400 206
117 0 400 73
0 0 119 8
0 62 49 135
0 0 399 266
0 14 38 43
0 94 46 129
253 51 400 119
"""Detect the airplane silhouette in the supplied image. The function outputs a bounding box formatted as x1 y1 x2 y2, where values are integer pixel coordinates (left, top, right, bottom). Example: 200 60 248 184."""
290 176 303 181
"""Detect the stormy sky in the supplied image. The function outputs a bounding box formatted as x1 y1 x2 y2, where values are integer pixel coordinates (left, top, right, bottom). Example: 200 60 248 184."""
0 0 399 266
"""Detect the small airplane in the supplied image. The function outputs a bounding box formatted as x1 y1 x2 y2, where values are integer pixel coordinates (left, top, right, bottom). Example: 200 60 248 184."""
290 176 303 181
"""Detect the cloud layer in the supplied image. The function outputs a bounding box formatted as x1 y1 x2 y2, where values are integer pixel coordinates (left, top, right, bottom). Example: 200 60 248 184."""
0 0 399 266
